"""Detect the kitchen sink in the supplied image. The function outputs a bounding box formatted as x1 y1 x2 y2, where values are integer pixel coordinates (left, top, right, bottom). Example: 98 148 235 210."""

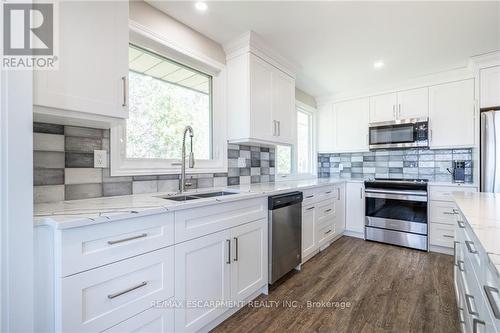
159 191 239 202
193 191 238 198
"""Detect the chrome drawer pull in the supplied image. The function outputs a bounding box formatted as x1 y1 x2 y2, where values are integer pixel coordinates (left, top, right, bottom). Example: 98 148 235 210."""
107 233 147 245
325 229 332 235
306 206 315 211
325 191 332 194
472 318 486 333
457 260 465 272
457 220 465 228
443 235 454 239
305 195 314 199
484 286 500 319
325 208 332 213
233 237 239 262
465 240 478 254
226 239 231 264
443 211 456 215
465 294 479 316
453 241 459 265
107 281 147 299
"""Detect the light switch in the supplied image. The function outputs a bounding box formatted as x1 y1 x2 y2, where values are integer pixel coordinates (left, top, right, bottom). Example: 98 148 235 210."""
339 163 343 171
94 150 107 168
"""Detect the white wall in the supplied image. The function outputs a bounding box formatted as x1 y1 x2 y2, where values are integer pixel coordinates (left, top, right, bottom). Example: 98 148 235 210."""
130 1 226 66
0 69 34 332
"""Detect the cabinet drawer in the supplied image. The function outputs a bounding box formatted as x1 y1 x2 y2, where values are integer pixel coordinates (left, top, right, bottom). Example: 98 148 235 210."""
59 247 174 333
429 185 477 202
302 188 318 206
302 186 337 206
430 223 455 248
103 306 174 333
174 198 266 243
316 223 334 246
60 212 174 277
316 199 335 220
430 201 458 225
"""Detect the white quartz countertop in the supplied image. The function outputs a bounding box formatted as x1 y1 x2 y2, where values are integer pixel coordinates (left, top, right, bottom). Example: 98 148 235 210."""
453 192 500 273
34 178 347 230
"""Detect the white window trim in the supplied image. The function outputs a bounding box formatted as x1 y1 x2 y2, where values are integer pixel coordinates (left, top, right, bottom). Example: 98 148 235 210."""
110 26 228 176
276 101 317 181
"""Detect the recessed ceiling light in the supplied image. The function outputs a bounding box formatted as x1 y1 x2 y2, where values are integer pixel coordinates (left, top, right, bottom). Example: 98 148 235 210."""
195 2 208 11
373 61 385 69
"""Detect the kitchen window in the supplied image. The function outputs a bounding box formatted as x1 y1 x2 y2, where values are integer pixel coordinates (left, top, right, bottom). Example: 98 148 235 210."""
110 39 227 176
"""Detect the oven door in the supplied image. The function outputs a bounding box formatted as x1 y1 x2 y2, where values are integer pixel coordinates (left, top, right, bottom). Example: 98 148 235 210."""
365 190 428 235
369 122 417 149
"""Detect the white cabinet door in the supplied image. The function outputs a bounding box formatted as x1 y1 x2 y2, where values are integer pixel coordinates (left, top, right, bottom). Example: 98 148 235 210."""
335 98 370 152
230 219 267 302
345 182 365 235
103 307 174 333
317 104 335 152
250 54 274 141
480 66 500 108
429 79 475 149
271 67 296 144
34 1 129 118
174 230 231 333
397 87 429 120
369 93 397 123
334 183 346 236
301 204 317 260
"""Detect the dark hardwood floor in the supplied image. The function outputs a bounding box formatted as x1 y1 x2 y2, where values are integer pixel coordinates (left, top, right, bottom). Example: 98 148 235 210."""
212 236 459 333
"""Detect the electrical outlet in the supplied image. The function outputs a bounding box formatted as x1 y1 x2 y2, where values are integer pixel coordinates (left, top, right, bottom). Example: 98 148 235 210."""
94 150 107 168
238 157 247 167
338 163 343 171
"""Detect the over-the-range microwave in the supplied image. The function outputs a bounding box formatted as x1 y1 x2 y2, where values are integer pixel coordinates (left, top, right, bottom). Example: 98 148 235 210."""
368 118 429 149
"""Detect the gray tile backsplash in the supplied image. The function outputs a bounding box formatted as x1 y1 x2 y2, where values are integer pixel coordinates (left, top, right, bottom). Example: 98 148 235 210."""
33 122 276 203
318 149 473 182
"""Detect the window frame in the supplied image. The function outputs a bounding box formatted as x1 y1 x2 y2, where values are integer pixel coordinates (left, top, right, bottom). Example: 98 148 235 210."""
110 27 227 176
275 101 317 181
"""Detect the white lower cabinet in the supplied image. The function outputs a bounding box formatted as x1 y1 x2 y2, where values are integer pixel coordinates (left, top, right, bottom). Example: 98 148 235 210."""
59 247 174 332
345 182 365 236
103 307 174 333
301 184 345 263
174 219 267 332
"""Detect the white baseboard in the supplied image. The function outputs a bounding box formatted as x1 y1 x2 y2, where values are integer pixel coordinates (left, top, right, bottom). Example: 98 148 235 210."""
429 245 453 255
343 230 364 239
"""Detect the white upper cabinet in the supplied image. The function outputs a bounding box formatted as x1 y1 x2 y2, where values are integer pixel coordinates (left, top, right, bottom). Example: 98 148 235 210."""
397 87 429 120
317 104 335 153
34 1 129 119
226 32 297 146
369 93 397 123
429 79 475 149
480 66 500 108
369 88 428 123
334 98 370 152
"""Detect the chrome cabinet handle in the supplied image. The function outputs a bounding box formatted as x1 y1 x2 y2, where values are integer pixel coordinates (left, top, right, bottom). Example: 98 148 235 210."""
121 76 127 107
457 220 465 228
233 237 238 262
484 286 500 319
306 206 315 211
272 120 276 136
107 233 147 245
305 195 314 199
325 208 332 213
360 188 363 199
107 281 147 299
473 319 486 333
325 191 332 194
458 307 465 324
226 239 231 264
465 240 478 254
325 229 332 235
443 235 454 239
457 260 465 272
453 241 459 265
337 187 340 200
277 121 281 136
443 211 456 215
393 105 396 119
465 294 479 316
398 104 401 118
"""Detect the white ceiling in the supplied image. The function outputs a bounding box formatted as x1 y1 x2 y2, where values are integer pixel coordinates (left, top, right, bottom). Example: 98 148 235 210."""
148 1 500 99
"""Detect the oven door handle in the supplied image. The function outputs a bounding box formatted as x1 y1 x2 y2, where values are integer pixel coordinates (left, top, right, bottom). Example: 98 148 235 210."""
365 191 428 202
365 189 427 196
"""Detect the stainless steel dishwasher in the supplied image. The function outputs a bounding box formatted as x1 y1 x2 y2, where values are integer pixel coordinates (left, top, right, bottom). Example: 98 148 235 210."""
268 191 303 284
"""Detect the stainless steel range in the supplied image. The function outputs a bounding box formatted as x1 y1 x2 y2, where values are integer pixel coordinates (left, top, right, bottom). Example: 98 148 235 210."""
364 178 428 251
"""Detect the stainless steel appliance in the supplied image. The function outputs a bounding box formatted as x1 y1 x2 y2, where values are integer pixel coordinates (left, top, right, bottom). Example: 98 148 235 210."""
364 178 428 251
369 118 429 150
268 192 302 284
481 109 500 192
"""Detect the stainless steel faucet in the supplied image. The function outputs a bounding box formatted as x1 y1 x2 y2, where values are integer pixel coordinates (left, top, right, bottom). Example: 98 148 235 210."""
179 126 195 193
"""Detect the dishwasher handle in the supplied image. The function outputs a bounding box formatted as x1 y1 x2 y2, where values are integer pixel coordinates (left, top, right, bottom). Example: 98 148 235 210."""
268 191 303 210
